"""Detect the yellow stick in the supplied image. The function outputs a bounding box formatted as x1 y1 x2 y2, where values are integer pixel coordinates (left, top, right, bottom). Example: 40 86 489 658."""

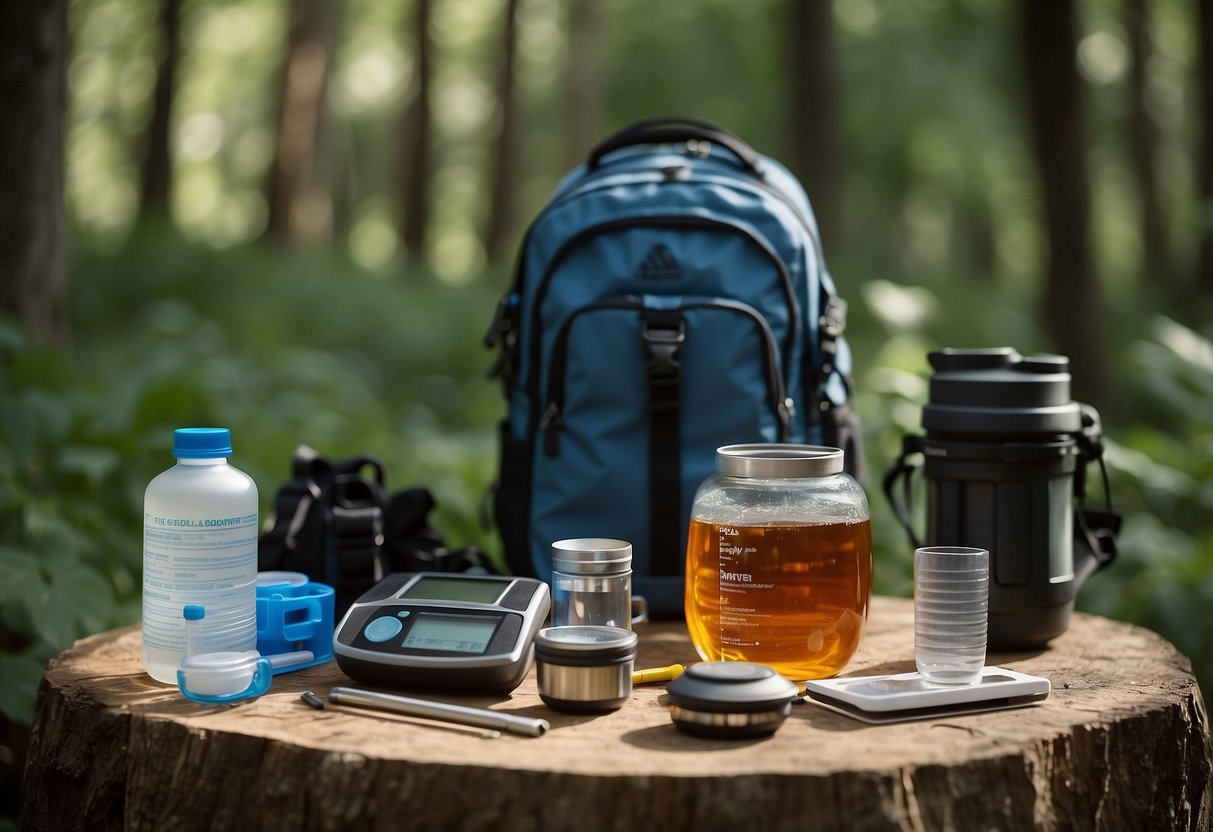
632 663 685 685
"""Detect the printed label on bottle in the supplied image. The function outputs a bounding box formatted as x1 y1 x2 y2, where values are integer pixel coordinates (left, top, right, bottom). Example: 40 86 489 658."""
142 512 258 652
716 526 774 647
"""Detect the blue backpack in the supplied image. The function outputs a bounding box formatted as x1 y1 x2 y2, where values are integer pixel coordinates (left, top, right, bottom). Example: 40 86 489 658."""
484 116 863 616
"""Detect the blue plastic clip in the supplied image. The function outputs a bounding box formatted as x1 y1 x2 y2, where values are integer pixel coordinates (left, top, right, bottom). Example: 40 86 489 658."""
255 572 335 674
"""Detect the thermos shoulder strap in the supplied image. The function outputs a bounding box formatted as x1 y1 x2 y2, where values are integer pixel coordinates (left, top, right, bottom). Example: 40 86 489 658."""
1072 405 1119 582
881 435 925 550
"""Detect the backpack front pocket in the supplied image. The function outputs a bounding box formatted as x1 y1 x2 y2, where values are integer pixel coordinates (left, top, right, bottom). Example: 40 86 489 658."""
529 295 791 600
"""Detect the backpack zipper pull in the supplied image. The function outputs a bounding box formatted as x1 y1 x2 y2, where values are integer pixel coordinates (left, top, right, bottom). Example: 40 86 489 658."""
779 397 796 437
540 402 563 455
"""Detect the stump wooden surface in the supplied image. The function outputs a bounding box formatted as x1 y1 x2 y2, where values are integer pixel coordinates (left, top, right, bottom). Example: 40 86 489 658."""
22 596 1212 831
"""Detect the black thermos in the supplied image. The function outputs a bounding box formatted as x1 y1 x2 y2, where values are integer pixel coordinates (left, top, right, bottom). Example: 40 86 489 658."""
885 348 1118 649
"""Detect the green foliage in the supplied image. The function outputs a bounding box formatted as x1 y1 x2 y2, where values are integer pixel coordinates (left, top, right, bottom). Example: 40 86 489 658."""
0 228 506 725
1079 319 1213 684
0 333 139 723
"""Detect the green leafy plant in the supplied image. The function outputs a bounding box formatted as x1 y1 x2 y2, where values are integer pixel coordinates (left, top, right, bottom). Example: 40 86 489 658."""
0 326 142 723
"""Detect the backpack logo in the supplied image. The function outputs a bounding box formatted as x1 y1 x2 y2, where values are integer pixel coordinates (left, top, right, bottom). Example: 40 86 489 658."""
634 245 683 281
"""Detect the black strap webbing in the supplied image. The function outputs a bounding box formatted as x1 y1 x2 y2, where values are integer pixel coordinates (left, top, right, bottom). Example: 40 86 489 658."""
330 476 386 612
641 311 685 576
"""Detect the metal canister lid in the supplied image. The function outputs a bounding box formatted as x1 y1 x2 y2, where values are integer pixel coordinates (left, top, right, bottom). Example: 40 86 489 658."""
715 444 844 479
534 626 638 665
551 538 632 575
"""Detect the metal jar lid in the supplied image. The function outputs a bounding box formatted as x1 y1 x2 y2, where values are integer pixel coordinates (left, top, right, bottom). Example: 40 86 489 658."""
715 444 844 479
551 538 632 575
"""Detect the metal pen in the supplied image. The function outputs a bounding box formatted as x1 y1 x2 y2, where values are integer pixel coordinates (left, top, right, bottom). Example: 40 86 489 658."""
328 686 550 738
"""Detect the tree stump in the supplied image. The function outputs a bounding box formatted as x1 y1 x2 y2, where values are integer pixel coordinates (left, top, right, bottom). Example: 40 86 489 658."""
22 596 1211 831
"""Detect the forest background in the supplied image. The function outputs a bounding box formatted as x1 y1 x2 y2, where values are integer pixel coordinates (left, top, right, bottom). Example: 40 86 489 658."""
2 0 1212 821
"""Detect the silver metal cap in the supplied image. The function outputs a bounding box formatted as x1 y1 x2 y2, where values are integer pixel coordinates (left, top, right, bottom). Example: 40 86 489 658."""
715 444 844 478
551 538 632 575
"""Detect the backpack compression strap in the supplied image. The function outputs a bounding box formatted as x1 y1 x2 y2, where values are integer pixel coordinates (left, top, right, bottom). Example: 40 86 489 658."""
641 309 686 576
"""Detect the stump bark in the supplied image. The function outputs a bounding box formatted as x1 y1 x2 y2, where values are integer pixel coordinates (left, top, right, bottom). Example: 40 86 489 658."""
22 596 1212 831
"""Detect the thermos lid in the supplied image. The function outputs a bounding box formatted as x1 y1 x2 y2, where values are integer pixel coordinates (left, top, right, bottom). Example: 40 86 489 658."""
715 444 844 479
924 348 1083 435
552 538 632 575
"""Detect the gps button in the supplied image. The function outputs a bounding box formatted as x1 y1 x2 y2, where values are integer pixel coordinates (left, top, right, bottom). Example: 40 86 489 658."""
364 616 403 643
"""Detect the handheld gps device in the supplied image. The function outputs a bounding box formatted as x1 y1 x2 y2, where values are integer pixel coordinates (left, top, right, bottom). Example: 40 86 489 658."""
332 572 550 694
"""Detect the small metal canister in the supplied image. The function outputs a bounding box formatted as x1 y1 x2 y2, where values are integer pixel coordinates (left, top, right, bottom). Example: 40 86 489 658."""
534 626 638 713
551 538 642 629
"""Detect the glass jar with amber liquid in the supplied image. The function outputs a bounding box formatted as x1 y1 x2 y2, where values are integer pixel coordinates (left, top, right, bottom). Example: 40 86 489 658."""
685 444 872 682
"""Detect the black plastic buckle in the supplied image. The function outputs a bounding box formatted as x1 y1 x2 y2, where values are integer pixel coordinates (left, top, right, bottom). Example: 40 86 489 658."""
331 476 386 583
641 316 686 385
484 294 520 385
331 503 384 548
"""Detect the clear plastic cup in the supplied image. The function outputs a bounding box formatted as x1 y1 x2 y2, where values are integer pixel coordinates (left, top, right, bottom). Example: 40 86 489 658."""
914 546 989 685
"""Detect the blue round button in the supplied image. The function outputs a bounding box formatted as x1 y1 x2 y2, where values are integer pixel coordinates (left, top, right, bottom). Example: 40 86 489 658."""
364 615 403 643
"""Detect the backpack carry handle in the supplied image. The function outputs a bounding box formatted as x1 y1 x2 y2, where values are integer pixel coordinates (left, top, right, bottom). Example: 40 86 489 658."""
587 116 765 178
617 115 731 133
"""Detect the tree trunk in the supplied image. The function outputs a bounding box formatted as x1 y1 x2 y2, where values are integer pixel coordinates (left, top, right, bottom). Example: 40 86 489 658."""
963 193 998 284
1196 0 1213 299
21 599 1212 831
562 0 603 171
1019 0 1109 404
787 0 843 254
398 0 432 261
484 0 522 268
0 0 70 348
1126 0 1168 287
139 0 181 220
265 0 337 244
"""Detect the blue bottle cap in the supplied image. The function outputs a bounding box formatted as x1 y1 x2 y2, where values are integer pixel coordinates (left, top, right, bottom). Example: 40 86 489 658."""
173 428 233 459
183 605 205 621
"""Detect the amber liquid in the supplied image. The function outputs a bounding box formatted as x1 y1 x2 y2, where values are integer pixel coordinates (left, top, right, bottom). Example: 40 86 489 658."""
685 518 872 681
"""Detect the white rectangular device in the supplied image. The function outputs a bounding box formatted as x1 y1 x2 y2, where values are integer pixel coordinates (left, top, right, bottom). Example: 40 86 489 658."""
801 667 1051 724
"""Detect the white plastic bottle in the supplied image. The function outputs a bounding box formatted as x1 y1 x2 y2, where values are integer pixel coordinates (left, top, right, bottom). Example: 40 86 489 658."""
142 428 259 684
